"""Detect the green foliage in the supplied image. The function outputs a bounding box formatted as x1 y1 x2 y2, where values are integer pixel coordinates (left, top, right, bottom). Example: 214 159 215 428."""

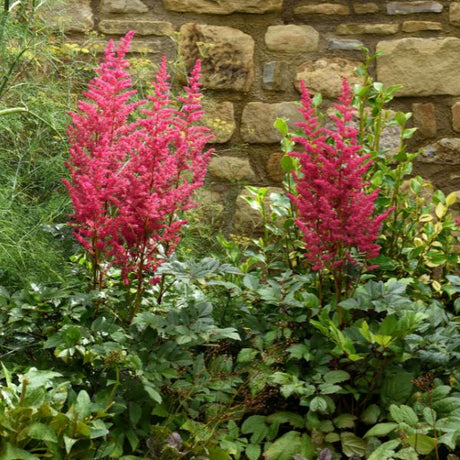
0 28 458 460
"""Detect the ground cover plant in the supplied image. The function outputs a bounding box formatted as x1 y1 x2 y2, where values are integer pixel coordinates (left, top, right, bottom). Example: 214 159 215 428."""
0 20 459 460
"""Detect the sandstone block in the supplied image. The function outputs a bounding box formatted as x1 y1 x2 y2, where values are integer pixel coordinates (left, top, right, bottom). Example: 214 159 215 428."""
412 103 437 138
265 25 319 53
44 0 93 32
266 153 285 183
402 21 442 32
451 102 460 132
208 156 256 182
100 0 148 13
295 58 361 98
202 101 236 144
328 39 363 50
294 3 350 15
450 3 460 26
336 23 399 35
377 38 460 96
353 2 379 14
387 1 443 14
163 0 282 14
241 102 304 144
420 138 460 163
263 61 290 91
179 24 254 92
99 20 174 36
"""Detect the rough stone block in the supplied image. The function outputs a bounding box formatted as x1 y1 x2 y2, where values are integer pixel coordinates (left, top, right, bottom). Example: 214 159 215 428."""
377 38 460 96
99 20 174 36
450 3 460 26
295 58 361 98
163 0 282 14
179 24 254 92
402 21 442 32
353 2 379 14
328 39 364 50
294 3 350 15
266 152 285 182
208 156 256 182
451 102 460 132
265 25 319 53
413 103 437 138
336 23 399 35
387 1 443 14
262 61 290 91
202 101 236 144
100 0 148 13
44 0 93 32
420 138 460 163
241 102 304 144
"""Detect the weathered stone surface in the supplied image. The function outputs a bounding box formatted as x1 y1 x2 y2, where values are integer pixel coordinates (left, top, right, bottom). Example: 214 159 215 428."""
179 24 254 92
295 58 361 98
377 38 460 96
99 20 174 36
100 0 148 13
294 3 350 15
420 138 460 163
450 3 460 26
208 156 256 182
328 39 364 50
266 153 285 182
265 25 319 53
263 61 290 91
241 102 303 144
353 2 379 14
336 23 399 35
163 0 282 14
45 0 93 32
202 101 236 144
192 189 224 226
387 1 443 15
413 103 437 138
402 21 442 32
451 102 460 132
233 187 283 233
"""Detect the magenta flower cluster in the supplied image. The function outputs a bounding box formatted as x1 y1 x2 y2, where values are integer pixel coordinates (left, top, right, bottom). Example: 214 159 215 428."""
289 80 389 272
63 32 213 286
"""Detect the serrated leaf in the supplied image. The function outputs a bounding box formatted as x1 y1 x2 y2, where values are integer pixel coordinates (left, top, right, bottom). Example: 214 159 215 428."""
281 155 296 173
310 396 328 413
241 415 269 444
390 405 418 426
264 431 313 460
361 404 381 425
340 432 366 457
323 370 350 384
237 348 259 363
407 434 436 455
245 444 261 460
266 411 304 428
333 414 357 429
0 444 40 460
364 422 398 438
27 423 58 443
368 440 401 460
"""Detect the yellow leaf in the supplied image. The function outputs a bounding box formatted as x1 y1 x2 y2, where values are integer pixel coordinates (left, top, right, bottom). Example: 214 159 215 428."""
435 203 446 219
419 214 433 222
446 191 457 207
432 280 442 292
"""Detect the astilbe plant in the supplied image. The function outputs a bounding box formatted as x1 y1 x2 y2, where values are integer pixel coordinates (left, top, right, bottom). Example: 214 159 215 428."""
63 31 213 320
289 80 390 312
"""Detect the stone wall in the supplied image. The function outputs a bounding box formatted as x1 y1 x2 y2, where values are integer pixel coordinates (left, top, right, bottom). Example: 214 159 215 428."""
48 0 460 232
